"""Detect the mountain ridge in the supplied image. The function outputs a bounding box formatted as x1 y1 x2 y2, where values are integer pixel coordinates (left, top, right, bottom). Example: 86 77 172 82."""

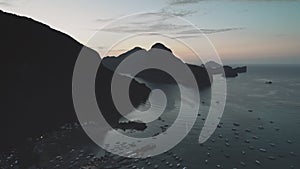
102 42 212 88
0 9 150 160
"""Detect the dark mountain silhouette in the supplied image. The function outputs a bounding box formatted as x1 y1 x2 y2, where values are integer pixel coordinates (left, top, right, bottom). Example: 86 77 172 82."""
222 65 247 77
151 42 173 53
223 65 239 77
204 61 247 78
0 9 150 162
205 61 222 69
0 9 249 168
105 46 145 71
234 66 247 73
102 43 212 88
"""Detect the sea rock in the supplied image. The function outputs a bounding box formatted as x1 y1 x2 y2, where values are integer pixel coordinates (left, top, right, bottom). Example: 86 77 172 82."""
234 66 247 73
223 66 238 77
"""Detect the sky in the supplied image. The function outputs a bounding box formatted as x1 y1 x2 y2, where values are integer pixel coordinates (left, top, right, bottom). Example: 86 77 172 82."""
1 0 300 64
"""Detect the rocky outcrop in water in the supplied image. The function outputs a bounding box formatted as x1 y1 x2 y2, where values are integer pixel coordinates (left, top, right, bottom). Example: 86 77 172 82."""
205 61 247 78
234 66 247 73
223 66 239 77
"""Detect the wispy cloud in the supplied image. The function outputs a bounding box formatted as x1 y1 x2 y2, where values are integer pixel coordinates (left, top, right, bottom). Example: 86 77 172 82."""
170 35 200 39
0 1 11 6
97 12 243 35
95 7 198 25
0 0 30 7
168 0 204 5
160 7 198 17
95 18 115 23
100 20 189 34
94 10 243 43
101 23 243 36
168 0 300 6
178 27 244 34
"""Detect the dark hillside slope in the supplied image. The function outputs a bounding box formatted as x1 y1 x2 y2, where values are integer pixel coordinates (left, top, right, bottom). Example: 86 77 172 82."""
0 10 150 151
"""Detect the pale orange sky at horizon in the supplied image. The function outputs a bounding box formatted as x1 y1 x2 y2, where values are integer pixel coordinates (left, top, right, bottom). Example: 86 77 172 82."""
1 0 300 64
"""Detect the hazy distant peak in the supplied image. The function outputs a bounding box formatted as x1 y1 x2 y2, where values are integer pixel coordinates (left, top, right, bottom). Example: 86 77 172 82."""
205 61 222 69
151 42 172 53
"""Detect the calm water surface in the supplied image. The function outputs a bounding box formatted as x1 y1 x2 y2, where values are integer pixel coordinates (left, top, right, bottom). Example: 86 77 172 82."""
113 64 300 169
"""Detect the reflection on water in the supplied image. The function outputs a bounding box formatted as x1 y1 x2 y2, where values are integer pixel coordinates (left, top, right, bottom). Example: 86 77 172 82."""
105 65 300 168
103 79 201 157
1 65 298 168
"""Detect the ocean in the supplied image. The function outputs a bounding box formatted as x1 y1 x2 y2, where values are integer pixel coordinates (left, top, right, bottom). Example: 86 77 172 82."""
2 64 299 169
111 64 300 169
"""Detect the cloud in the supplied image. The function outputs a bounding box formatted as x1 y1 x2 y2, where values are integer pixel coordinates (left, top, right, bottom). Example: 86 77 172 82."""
95 12 243 40
95 12 172 25
171 27 244 39
168 0 300 6
97 46 106 50
160 7 198 17
95 18 115 23
0 0 31 7
134 12 173 22
168 0 204 5
95 8 199 26
178 27 244 34
0 1 11 6
101 22 243 36
170 35 200 39
101 21 190 34
97 12 243 35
